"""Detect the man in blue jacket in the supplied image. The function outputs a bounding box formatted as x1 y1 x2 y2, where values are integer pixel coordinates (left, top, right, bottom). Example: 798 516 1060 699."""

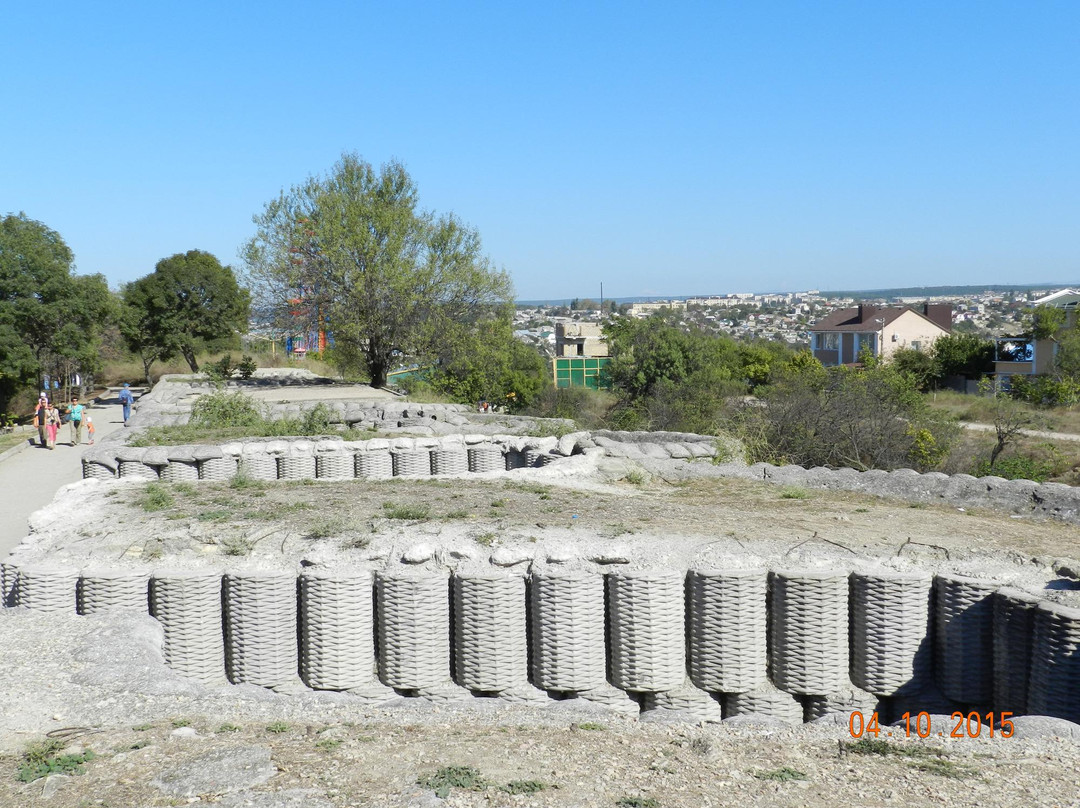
118 383 134 425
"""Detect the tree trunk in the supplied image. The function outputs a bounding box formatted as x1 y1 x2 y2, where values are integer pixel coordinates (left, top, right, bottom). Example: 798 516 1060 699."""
142 356 155 385
369 359 388 388
181 345 199 372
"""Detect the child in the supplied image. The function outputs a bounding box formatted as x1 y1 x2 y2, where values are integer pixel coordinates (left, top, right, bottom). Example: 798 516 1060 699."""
85 414 95 445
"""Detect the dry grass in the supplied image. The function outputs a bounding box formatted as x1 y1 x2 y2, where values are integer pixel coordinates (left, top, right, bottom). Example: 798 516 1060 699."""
926 390 1080 433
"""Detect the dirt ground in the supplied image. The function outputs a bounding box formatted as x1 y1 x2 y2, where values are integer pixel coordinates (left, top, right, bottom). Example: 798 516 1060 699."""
3 459 1080 807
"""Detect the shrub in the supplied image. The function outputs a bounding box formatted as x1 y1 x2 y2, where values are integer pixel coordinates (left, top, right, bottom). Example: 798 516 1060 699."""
973 454 1054 482
190 390 264 429
236 355 257 379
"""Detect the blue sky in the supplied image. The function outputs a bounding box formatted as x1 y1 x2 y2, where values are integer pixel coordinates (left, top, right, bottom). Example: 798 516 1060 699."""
2 1 1077 300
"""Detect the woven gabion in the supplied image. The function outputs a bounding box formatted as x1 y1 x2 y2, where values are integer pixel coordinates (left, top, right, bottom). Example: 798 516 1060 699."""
530 572 607 692
0 563 13 607
453 573 528 692
769 570 849 695
316 453 354 480
993 587 1040 715
161 460 199 483
278 455 316 481
467 445 503 473
934 574 996 704
687 569 767 693
118 461 158 479
356 450 393 480
15 564 78 612
523 449 547 468
376 573 450 689
223 571 299 689
803 682 884 722
641 678 724 723
431 448 468 476
1027 601 1080 724
82 460 115 480
723 682 803 724
505 450 528 470
199 456 237 481
850 571 933 696
392 449 431 476
149 570 226 684
77 569 148 614
300 570 376 690
607 570 685 692
238 454 277 481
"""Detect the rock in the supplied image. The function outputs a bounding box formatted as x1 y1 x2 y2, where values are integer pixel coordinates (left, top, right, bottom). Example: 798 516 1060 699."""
401 543 436 564
491 547 532 566
41 773 69 799
546 547 577 563
1009 715 1080 740
151 746 276 797
1052 559 1080 580
590 549 630 564
170 727 198 739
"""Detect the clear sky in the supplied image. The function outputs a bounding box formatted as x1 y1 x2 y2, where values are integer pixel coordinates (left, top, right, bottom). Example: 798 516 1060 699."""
3 1 1077 300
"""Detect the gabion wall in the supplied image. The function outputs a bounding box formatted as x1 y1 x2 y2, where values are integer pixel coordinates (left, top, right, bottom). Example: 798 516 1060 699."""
4 563 1077 725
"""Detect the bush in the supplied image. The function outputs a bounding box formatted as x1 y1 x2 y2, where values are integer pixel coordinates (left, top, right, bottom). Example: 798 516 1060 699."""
740 363 957 471
973 455 1053 482
190 390 264 428
1009 375 1080 408
204 354 235 382
236 355 257 379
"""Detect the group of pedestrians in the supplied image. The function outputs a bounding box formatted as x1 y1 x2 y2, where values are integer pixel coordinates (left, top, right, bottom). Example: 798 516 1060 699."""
33 392 93 450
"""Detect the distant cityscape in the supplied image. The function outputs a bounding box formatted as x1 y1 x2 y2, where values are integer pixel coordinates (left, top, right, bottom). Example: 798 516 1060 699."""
513 284 1073 355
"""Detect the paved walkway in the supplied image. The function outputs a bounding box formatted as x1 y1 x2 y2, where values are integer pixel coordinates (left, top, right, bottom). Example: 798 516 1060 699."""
0 396 128 556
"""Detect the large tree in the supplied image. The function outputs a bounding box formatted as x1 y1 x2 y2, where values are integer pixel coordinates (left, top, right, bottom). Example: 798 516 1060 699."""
0 213 111 411
122 250 250 374
243 154 513 387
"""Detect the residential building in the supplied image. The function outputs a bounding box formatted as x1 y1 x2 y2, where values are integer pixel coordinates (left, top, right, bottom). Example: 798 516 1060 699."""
553 322 611 389
810 304 952 366
994 289 1080 386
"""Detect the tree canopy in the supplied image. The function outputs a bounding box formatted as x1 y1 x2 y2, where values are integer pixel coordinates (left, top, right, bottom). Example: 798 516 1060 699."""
121 250 250 376
243 154 514 387
0 213 111 411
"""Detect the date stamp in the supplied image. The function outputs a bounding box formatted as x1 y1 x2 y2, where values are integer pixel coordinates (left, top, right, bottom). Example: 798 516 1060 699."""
849 711 1015 739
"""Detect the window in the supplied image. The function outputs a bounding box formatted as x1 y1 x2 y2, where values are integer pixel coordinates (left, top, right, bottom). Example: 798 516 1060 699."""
820 333 839 350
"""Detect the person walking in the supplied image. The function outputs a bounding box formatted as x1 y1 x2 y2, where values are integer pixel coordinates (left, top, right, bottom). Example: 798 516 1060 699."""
118 383 134 425
68 396 85 446
45 402 61 449
33 394 49 447
85 414 95 445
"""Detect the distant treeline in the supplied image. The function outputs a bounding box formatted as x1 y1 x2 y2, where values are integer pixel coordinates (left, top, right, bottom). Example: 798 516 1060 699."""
518 283 1076 307
826 283 1075 300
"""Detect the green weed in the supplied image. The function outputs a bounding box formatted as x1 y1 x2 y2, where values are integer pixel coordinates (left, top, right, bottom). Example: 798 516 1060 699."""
382 502 430 520
475 532 496 547
615 798 660 808
17 740 96 783
417 765 489 799
265 721 289 734
778 486 809 500
141 483 175 512
219 536 253 556
315 738 342 752
752 767 807 782
501 780 549 795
